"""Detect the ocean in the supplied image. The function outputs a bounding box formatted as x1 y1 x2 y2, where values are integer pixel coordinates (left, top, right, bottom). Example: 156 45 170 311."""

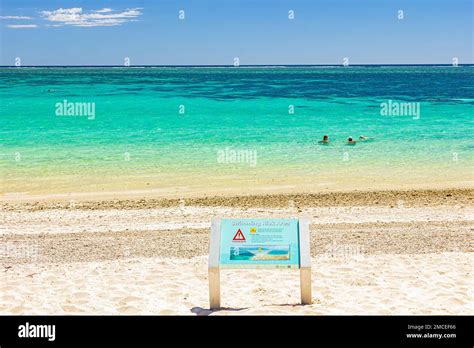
1 66 473 197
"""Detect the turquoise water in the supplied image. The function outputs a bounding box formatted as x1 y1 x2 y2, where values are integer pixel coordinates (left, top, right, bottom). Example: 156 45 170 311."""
1 66 473 195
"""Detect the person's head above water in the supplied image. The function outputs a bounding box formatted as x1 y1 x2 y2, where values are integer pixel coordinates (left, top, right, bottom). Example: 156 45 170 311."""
348 136 353 142
323 135 328 141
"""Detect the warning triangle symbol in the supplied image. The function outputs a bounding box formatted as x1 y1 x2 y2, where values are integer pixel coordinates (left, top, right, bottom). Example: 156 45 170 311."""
232 229 246 241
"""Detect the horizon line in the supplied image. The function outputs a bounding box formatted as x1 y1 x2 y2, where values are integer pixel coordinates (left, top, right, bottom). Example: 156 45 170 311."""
1 63 473 68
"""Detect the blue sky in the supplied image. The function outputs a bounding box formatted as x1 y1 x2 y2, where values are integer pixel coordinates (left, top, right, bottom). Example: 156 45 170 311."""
0 0 472 65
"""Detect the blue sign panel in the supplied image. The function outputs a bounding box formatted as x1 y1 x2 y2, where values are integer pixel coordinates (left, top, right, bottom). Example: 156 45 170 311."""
219 218 300 269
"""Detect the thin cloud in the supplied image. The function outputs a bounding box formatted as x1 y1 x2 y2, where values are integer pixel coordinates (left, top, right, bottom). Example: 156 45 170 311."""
95 8 113 13
40 7 143 27
0 16 33 20
7 24 38 29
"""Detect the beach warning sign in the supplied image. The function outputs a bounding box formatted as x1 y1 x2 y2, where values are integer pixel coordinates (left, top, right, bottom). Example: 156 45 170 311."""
221 219 301 268
209 218 312 309
232 229 246 241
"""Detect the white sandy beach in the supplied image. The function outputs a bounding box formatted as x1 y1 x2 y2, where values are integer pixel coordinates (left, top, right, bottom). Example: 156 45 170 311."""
1 253 472 315
1 189 473 315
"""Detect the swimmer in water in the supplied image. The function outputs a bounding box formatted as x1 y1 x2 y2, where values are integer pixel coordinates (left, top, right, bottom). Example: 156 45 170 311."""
347 136 357 145
318 135 330 144
359 135 374 141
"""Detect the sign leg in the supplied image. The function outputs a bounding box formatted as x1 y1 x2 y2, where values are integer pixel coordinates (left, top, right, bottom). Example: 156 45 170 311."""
300 267 312 305
209 267 221 309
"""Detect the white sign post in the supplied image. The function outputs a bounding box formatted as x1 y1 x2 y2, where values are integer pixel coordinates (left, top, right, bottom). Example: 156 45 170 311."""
208 217 312 309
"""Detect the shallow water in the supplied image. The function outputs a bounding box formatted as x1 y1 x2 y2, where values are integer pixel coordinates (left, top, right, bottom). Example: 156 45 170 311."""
1 66 473 196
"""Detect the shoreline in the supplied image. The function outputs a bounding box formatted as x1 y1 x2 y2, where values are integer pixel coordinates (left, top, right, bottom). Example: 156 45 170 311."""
1 176 473 203
1 187 472 210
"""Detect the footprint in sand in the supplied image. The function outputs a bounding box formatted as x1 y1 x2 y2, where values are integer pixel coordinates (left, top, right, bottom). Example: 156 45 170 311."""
158 309 175 315
252 288 268 295
72 292 90 299
449 298 466 305
10 306 28 314
117 305 140 314
61 305 85 313
2 295 16 302
118 296 142 306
